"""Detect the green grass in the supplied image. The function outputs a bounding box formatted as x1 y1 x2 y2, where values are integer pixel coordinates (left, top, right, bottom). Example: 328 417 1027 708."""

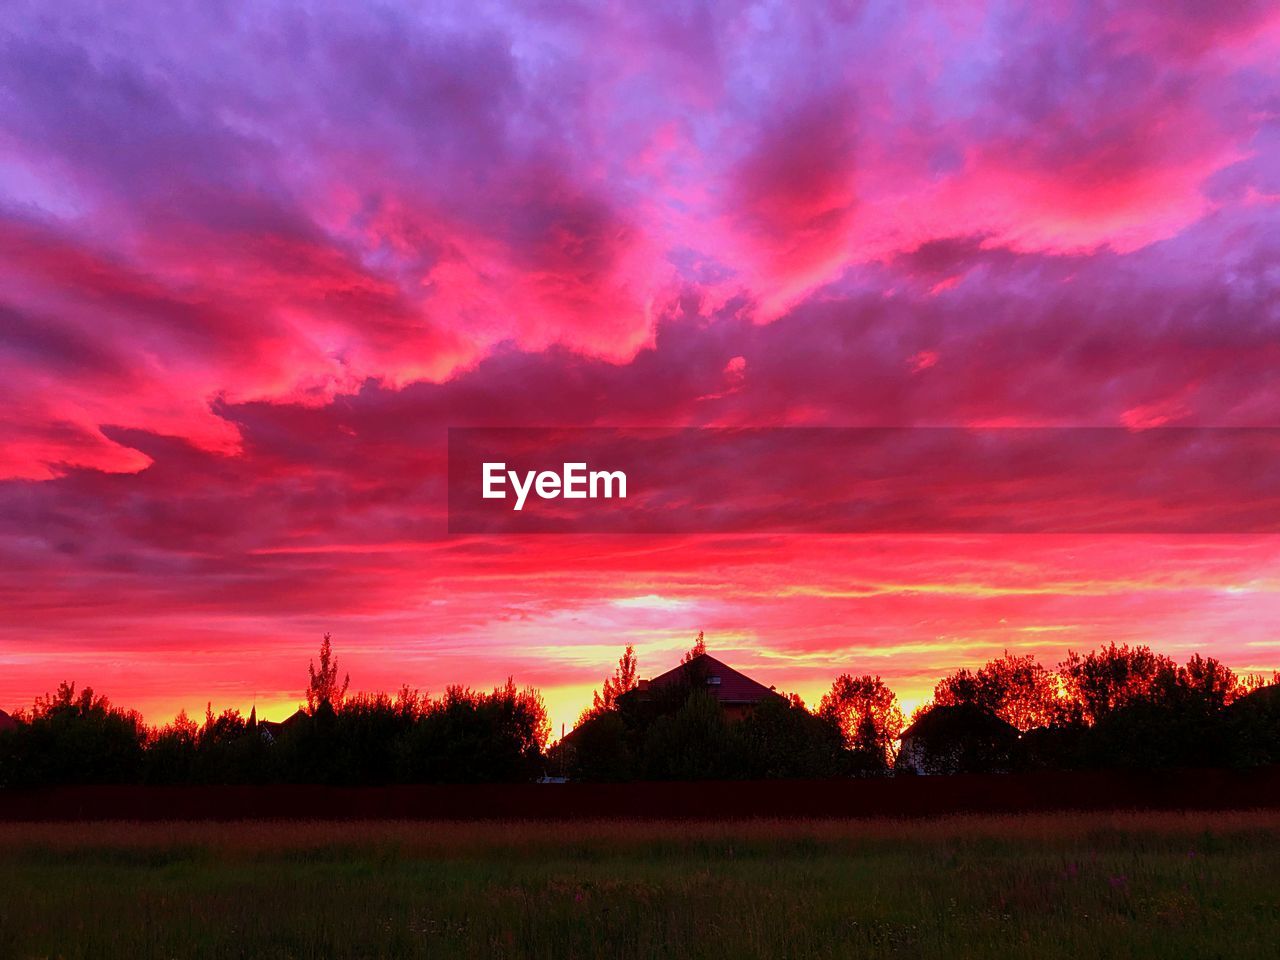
0 812 1277 959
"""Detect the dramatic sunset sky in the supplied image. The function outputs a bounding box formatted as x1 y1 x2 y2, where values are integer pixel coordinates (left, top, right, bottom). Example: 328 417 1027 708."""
2 1 1279 734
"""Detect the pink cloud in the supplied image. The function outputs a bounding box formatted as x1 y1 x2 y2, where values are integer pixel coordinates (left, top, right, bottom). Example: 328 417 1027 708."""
909 350 940 373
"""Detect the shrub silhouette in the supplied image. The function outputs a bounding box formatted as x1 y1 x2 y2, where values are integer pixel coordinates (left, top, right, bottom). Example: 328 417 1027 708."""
0 682 145 786
735 693 846 778
400 681 549 783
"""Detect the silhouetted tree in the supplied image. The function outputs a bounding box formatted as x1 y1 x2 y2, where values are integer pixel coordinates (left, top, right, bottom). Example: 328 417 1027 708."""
934 652 1062 731
736 693 846 778
400 680 548 783
0 682 145 786
643 690 739 779
818 674 904 774
580 645 638 724
1059 643 1176 725
143 710 200 783
567 711 635 781
324 691 422 784
201 704 248 746
1172 654 1242 712
307 633 350 714
1083 653 1243 769
681 631 707 664
205 710 275 783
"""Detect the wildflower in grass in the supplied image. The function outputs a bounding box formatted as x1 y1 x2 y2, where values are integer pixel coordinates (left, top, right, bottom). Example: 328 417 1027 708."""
1108 875 1128 890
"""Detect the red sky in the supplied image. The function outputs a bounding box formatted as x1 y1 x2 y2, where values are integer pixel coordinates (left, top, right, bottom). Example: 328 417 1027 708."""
1 1 1279 734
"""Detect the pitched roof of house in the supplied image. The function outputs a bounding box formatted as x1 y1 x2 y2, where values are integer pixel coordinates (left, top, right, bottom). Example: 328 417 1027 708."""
900 703 1018 741
0 709 17 732
1229 683 1280 712
259 708 308 733
633 653 782 705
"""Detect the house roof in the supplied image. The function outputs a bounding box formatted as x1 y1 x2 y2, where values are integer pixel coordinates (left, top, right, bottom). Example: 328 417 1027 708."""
900 703 1018 741
630 653 782 706
0 709 16 732
1229 683 1280 712
259 708 308 732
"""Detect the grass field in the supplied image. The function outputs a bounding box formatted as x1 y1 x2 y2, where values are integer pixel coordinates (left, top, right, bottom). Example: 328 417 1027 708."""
1 811 1278 959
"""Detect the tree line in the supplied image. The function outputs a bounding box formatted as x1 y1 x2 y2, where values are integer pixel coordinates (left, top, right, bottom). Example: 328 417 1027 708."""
562 638 1280 779
0 636 548 787
1 633 1278 786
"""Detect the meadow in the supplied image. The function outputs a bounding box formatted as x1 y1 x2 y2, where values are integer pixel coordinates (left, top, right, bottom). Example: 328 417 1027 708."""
0 811 1277 959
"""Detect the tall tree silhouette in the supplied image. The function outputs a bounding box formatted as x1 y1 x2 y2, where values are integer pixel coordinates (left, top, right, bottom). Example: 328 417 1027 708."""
580 645 638 723
307 633 350 714
818 674 904 771
681 631 707 664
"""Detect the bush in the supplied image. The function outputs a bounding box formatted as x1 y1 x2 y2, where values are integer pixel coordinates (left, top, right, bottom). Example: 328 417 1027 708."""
642 692 741 780
400 681 548 783
0 683 146 787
